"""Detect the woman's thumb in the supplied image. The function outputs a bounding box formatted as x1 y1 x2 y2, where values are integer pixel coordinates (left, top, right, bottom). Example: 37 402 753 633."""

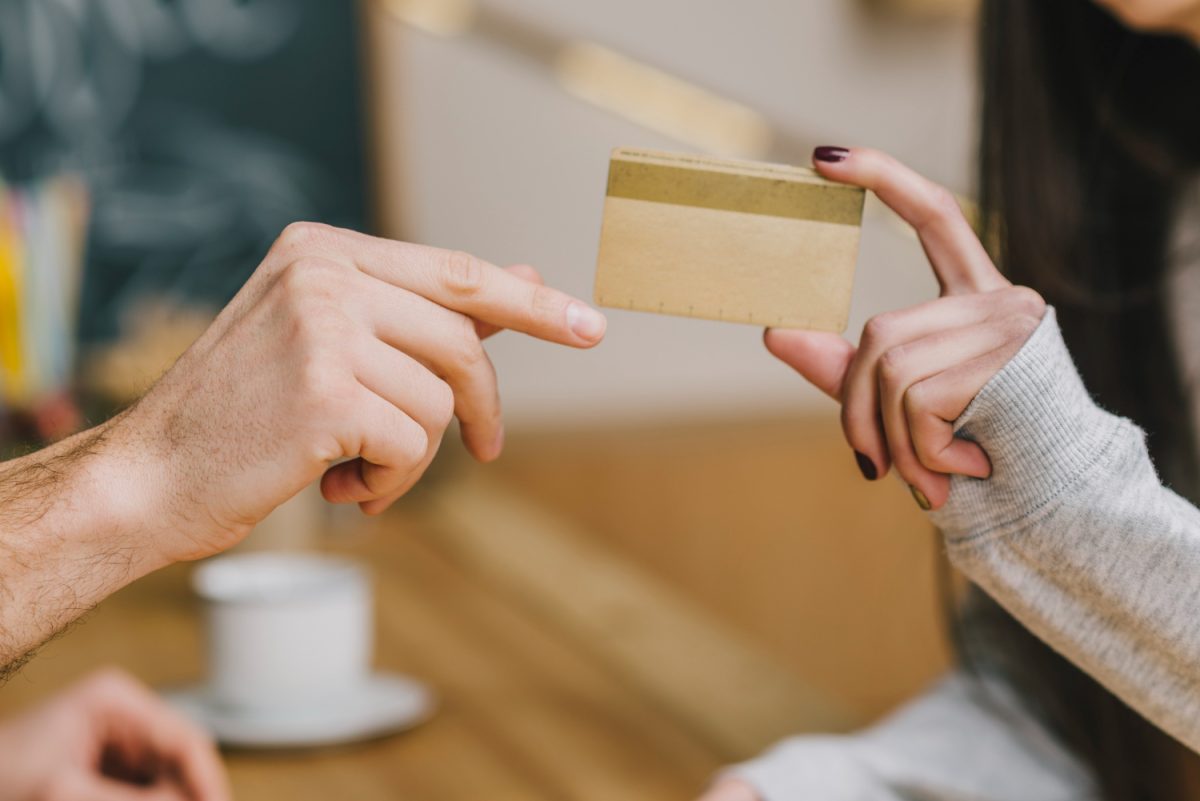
763 328 855 401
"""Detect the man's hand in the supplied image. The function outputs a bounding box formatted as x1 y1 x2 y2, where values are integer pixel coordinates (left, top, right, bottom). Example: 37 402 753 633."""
0 223 605 671
106 223 607 564
0 669 229 801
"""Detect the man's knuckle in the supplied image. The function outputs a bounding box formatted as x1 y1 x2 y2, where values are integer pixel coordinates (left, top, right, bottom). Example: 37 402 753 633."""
405 424 431 463
277 221 334 251
451 317 487 371
274 260 342 315
443 250 486 296
299 355 348 414
275 264 347 330
528 284 562 322
291 306 348 351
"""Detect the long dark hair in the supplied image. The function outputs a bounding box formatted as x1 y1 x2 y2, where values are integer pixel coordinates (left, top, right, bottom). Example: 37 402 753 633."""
969 2 1200 799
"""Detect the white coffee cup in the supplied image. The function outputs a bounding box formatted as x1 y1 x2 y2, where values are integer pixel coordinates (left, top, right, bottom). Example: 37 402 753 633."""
193 552 372 712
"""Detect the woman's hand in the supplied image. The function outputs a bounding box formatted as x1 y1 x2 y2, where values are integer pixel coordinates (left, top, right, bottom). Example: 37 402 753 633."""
765 147 1046 510
0 669 229 801
108 222 607 565
694 778 762 801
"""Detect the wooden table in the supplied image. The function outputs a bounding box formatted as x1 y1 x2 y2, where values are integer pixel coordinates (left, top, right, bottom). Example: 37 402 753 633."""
0 476 853 800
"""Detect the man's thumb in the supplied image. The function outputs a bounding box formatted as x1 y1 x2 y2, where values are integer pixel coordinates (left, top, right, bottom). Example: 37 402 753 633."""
763 328 855 401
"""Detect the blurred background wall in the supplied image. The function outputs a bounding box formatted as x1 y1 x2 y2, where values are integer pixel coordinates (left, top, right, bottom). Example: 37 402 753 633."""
0 0 368 440
371 0 976 425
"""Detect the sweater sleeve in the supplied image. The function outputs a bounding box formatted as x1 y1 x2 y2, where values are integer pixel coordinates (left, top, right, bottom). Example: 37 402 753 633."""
929 307 1200 754
726 673 1093 801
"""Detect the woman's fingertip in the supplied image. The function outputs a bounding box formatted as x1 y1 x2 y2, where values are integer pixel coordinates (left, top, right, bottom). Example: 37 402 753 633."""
762 327 780 354
762 327 806 358
910 484 933 511
854 451 878 481
813 146 851 164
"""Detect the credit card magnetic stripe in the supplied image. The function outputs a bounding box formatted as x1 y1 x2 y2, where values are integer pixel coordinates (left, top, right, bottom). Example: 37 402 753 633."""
605 158 864 226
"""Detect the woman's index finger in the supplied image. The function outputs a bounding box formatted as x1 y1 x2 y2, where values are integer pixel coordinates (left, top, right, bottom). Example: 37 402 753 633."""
813 148 1009 296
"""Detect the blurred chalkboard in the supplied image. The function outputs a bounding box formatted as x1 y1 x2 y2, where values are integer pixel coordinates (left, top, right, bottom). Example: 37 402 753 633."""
0 0 369 343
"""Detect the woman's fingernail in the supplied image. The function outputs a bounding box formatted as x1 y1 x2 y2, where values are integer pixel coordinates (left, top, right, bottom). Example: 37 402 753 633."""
854 451 878 481
492 425 506 457
814 146 850 163
567 303 607 341
910 485 933 511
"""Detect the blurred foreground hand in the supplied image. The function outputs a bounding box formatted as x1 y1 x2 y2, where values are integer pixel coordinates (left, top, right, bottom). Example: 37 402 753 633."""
0 669 229 801
695 778 762 801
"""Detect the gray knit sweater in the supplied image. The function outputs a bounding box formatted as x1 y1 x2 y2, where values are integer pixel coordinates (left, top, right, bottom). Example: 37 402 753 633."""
732 307 1200 799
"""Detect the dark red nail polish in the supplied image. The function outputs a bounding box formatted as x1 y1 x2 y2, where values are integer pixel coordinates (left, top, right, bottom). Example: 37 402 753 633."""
814 146 850 164
854 451 878 481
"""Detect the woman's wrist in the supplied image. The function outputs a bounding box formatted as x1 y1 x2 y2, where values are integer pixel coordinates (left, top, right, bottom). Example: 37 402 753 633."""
929 308 1126 540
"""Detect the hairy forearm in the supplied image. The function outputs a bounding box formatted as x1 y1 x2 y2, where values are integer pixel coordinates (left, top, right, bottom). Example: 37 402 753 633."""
0 417 163 675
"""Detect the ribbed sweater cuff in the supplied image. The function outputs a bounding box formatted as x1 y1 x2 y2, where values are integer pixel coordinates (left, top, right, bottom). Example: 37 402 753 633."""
929 308 1131 542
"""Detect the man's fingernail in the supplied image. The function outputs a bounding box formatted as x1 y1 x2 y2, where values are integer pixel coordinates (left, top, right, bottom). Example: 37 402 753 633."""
814 146 850 163
910 485 933 511
854 451 878 481
493 425 506 457
567 303 607 340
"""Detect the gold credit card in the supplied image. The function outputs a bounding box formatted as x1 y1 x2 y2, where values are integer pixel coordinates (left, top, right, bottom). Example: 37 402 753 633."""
594 148 865 331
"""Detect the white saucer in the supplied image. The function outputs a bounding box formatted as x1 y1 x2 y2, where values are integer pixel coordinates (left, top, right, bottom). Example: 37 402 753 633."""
165 673 435 749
